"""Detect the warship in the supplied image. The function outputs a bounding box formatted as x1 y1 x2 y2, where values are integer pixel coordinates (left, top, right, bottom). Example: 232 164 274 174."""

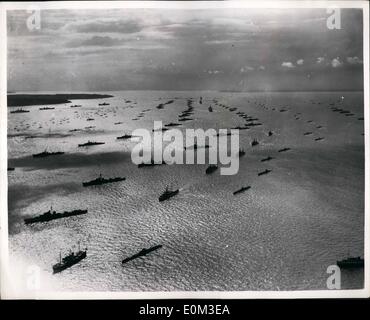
159 187 179 202
251 139 259 147
233 186 251 195
278 147 291 153
33 150 65 158
337 256 364 269
208 106 213 112
10 108 29 113
24 207 87 224
261 156 274 162
98 102 110 106
206 164 218 174
70 104 82 108
122 245 163 265
315 137 324 141
116 134 133 140
78 140 105 147
83 174 126 187
258 169 272 176
53 245 87 274
39 107 55 110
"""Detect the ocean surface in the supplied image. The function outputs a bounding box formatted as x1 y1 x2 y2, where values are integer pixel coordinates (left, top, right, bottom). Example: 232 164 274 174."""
7 91 364 292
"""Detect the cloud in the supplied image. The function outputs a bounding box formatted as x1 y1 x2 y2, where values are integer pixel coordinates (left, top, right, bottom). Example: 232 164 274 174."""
66 36 122 48
66 19 143 34
316 57 325 64
346 56 363 65
296 59 304 65
281 61 295 68
331 57 342 68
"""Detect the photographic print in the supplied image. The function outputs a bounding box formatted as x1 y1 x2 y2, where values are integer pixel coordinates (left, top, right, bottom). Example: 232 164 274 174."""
0 1 369 298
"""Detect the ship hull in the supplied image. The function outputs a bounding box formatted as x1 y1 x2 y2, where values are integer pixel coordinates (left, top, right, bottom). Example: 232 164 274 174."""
53 251 87 274
24 210 87 224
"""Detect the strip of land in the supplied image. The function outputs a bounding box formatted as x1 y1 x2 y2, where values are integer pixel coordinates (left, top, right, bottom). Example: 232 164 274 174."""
7 93 114 107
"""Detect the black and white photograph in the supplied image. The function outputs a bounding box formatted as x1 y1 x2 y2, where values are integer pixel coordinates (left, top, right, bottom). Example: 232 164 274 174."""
0 1 369 299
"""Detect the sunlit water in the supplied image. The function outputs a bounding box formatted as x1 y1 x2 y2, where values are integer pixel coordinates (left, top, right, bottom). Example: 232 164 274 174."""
7 91 364 291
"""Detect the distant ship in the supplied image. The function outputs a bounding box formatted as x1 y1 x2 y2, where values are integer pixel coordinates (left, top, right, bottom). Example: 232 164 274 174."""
258 169 272 176
268 131 273 136
122 245 162 265
7 167 15 171
39 107 55 110
24 207 87 224
208 106 213 112
98 102 110 106
10 108 29 113
206 164 218 174
82 174 126 187
261 156 273 162
70 104 82 108
116 134 133 140
238 149 246 157
138 160 165 168
32 150 64 158
159 187 179 202
278 147 291 153
337 256 364 269
233 186 251 195
315 137 324 141
304 132 313 136
78 140 105 147
53 245 87 274
251 139 259 146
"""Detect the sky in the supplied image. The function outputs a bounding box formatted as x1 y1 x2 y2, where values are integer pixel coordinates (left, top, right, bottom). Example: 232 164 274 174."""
7 8 364 92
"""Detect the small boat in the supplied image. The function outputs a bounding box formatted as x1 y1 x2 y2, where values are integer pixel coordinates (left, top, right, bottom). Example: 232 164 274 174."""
78 141 105 147
39 107 55 110
53 245 87 274
7 167 15 171
251 139 259 147
114 122 123 125
337 256 364 269
233 186 251 195
33 150 64 158
258 169 271 176
86 118 94 121
208 106 213 112
24 207 87 224
122 245 162 265
261 156 273 162
278 147 290 153
304 132 313 136
10 108 29 113
164 122 180 127
268 131 273 136
315 137 324 141
70 104 82 108
159 187 179 202
98 102 110 106
206 164 218 174
82 174 126 187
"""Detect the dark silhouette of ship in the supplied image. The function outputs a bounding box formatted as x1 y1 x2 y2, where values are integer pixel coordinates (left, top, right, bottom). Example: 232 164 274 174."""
238 149 245 157
53 245 87 274
117 134 133 140
70 104 82 108
208 106 213 112
258 169 272 176
39 107 55 110
10 108 29 113
233 186 251 195
83 174 126 187
24 207 87 224
206 164 218 174
159 187 179 202
315 137 324 141
278 147 291 153
122 245 162 265
98 102 110 106
268 131 273 136
138 159 165 168
251 139 259 146
337 256 364 269
78 140 105 147
8 167 15 171
261 156 273 162
304 132 313 136
33 150 64 158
